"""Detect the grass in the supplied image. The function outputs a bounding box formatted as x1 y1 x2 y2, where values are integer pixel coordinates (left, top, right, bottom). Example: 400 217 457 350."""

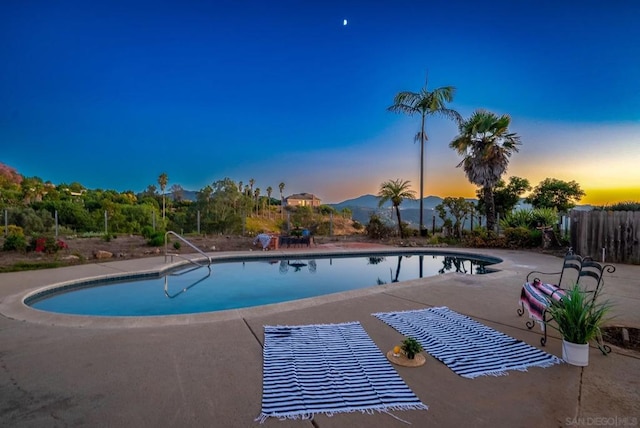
0 261 68 273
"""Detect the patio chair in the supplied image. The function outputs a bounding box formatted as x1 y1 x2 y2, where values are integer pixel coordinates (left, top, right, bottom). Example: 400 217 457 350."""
517 253 615 353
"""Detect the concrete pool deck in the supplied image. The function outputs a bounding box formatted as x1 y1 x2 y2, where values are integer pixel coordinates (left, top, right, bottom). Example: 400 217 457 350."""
0 247 638 427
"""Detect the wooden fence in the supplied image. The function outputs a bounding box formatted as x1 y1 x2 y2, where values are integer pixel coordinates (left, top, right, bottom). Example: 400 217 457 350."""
569 210 640 264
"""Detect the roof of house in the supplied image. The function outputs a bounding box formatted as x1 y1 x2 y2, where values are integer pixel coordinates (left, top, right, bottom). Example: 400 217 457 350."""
286 193 321 200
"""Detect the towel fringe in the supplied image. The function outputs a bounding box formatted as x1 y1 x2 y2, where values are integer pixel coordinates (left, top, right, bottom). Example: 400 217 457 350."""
256 403 429 424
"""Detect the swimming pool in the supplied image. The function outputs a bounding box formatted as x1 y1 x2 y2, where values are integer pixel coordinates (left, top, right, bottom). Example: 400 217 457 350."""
26 251 501 317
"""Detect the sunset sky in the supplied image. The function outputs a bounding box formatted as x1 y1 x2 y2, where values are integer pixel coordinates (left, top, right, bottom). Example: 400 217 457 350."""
2 0 639 205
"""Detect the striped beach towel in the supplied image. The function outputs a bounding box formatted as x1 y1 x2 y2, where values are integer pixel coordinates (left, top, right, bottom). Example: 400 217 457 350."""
256 322 427 423
520 280 567 326
373 307 562 379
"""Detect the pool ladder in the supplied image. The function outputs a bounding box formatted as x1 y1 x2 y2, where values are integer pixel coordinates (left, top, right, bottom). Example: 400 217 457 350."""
164 231 212 268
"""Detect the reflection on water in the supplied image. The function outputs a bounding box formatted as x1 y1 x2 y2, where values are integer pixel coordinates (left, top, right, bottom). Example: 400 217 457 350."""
164 265 212 299
279 260 318 273
30 253 499 316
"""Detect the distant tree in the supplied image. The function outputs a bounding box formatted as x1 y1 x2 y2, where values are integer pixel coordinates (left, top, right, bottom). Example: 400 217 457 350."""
525 178 585 213
266 186 273 216
377 179 416 238
20 176 46 204
249 178 255 195
477 176 531 221
169 184 184 202
0 162 23 186
254 188 260 215
435 197 475 238
388 79 461 232
449 110 521 233
157 173 168 221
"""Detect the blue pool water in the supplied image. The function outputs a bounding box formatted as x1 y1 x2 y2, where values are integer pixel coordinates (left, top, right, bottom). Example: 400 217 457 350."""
27 252 500 316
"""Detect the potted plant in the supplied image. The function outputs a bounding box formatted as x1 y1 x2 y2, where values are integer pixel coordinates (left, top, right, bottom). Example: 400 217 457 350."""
401 337 423 360
546 283 612 366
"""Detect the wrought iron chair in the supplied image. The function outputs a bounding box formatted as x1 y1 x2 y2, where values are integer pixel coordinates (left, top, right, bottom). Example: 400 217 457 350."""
518 253 615 353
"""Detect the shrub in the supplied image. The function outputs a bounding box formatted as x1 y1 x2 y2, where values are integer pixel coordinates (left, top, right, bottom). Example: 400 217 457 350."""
531 207 559 228
147 232 165 247
3 234 27 252
503 227 542 248
29 236 68 254
351 220 364 231
366 215 393 239
500 209 534 229
173 241 181 250
141 225 155 239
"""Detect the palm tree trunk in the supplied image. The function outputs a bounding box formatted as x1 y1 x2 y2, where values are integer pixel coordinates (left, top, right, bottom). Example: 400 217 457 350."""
395 204 403 238
484 186 496 233
419 113 425 233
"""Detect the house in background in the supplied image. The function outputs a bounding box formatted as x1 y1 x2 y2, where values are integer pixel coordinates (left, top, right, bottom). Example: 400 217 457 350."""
285 193 321 208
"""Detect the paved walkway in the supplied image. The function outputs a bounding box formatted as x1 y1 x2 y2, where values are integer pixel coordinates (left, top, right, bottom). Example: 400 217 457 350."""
1 247 638 427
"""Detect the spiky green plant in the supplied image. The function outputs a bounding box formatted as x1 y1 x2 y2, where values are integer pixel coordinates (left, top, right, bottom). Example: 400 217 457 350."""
500 209 534 229
531 207 559 228
546 284 612 344
401 337 423 359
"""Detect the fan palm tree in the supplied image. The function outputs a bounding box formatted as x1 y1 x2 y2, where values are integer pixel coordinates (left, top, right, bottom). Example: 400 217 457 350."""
449 110 521 233
378 179 416 238
157 172 168 221
388 79 461 233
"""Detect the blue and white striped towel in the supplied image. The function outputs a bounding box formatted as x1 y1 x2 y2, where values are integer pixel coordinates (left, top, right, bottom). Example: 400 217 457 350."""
373 307 562 379
256 321 427 423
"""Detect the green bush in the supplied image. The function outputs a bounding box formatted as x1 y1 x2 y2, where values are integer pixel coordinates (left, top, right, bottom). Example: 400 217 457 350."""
141 225 155 239
503 227 542 248
500 209 534 228
531 207 559 228
3 234 27 252
366 215 393 239
147 232 164 247
173 241 181 250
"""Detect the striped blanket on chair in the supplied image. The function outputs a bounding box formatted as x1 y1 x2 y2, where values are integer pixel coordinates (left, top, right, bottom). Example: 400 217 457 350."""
520 279 567 325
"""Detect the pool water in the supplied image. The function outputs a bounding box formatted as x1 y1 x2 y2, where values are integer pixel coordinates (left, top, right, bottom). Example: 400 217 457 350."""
28 253 499 316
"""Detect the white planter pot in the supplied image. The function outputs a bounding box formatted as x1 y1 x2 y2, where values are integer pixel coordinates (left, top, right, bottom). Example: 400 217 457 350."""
562 339 589 366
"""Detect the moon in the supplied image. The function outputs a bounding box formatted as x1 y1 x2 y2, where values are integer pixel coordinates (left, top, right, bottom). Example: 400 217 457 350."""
343 19 348 26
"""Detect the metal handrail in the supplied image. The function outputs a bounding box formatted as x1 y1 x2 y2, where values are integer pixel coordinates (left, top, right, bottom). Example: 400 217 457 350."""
164 266 212 299
164 231 212 267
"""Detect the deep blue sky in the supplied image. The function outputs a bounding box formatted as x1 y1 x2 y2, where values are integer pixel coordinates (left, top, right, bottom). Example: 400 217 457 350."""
2 0 639 204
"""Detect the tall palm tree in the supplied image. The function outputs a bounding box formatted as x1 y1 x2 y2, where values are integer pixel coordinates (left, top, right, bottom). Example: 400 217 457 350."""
157 172 168 221
254 188 260 216
388 79 461 233
449 109 521 233
278 182 285 216
378 179 416 238
266 186 273 218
